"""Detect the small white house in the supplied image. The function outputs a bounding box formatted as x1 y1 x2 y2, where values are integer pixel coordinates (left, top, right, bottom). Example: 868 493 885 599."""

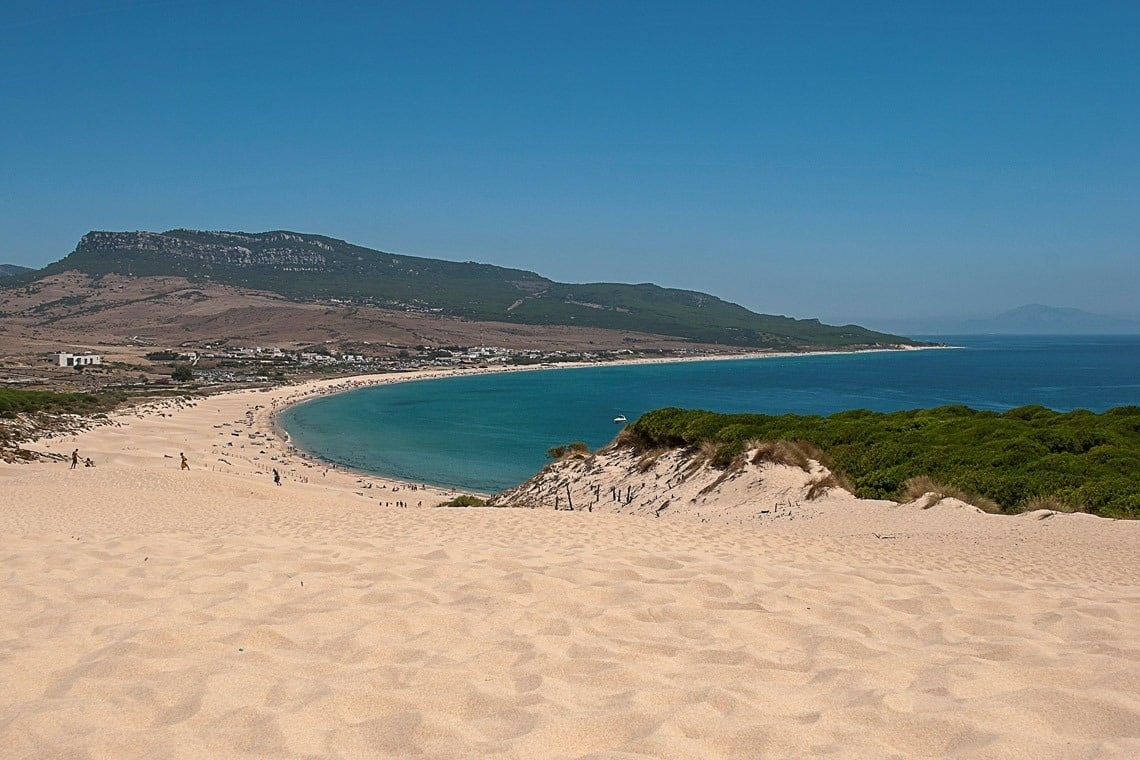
54 352 102 368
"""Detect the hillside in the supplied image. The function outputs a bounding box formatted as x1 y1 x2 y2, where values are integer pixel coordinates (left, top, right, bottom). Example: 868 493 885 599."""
0 271 712 363
21 229 918 349
0 264 33 277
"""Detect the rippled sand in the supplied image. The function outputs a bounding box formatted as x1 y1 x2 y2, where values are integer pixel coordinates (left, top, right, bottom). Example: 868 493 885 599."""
2 377 1138 759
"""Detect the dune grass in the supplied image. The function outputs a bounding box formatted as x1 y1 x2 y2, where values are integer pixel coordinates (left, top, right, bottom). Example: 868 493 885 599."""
748 439 823 472
546 441 592 460
805 472 855 501
901 475 1003 513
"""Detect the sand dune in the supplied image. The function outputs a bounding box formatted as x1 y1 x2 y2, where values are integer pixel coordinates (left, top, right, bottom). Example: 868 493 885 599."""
2 376 1139 758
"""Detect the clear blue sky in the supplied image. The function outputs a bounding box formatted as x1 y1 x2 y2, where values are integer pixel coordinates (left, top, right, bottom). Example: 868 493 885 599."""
2 1 1137 328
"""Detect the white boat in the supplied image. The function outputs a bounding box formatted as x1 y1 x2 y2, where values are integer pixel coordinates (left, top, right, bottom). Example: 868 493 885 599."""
613 414 627 423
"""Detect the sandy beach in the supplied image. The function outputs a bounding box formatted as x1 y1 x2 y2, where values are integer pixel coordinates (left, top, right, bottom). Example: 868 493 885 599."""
2 372 1139 759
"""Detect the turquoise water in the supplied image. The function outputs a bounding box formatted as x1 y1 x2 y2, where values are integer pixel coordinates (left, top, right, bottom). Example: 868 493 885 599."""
280 335 1140 492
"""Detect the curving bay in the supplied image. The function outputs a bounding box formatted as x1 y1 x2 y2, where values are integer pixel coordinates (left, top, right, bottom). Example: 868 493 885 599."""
280 335 1140 492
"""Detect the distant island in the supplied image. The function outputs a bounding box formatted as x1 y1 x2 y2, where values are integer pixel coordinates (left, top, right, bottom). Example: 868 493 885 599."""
968 304 1140 334
874 304 1140 335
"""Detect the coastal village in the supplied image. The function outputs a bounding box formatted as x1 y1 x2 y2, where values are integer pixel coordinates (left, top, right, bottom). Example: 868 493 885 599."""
176 342 705 387
0 341 712 392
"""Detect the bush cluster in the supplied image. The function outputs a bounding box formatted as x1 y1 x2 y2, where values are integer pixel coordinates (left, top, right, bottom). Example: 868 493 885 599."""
626 405 1140 518
440 495 486 508
0 389 120 418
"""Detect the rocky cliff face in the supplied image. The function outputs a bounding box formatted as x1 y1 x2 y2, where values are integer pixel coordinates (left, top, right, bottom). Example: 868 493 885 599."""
76 231 329 271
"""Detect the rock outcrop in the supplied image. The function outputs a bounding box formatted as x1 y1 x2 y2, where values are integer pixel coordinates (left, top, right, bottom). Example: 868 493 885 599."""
76 231 329 271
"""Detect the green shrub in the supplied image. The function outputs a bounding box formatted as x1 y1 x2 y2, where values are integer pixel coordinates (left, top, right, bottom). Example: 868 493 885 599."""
711 441 746 468
440 494 486 508
0 389 120 418
624 405 1140 518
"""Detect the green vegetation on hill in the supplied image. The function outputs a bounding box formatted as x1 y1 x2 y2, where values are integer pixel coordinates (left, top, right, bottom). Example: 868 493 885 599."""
0 389 121 418
624 406 1140 518
0 389 128 456
36 229 550 318
509 282 894 347
19 229 919 349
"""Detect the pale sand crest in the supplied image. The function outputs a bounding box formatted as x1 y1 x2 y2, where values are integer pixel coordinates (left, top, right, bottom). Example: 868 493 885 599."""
2 375 1139 759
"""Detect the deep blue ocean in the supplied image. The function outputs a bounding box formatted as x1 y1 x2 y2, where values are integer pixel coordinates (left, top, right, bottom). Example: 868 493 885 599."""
280 335 1140 492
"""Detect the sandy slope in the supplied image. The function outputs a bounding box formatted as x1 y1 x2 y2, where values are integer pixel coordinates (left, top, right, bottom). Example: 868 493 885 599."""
2 375 1139 759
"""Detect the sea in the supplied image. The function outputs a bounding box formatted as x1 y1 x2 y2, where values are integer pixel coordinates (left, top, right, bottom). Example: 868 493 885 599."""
279 335 1140 493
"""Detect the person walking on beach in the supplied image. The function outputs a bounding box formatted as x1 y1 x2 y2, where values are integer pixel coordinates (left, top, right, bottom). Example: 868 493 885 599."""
273 468 281 486
70 449 79 469
180 452 189 470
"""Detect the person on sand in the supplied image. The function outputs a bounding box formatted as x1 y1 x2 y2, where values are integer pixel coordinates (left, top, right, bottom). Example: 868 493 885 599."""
84 457 95 468
71 449 79 469
273 468 281 486
180 452 189 470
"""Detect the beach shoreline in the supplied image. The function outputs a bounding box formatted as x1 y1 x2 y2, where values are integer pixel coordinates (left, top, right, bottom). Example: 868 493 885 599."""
265 343 954 493
2 345 1139 759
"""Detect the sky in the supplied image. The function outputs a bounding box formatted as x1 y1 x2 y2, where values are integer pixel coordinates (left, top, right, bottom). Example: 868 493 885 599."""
2 1 1138 330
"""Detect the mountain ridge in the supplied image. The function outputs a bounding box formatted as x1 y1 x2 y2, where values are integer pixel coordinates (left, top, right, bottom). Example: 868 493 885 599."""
14 229 919 349
0 264 34 277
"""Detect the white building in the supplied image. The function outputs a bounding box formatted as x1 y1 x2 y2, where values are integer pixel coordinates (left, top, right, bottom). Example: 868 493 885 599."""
53 352 102 368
